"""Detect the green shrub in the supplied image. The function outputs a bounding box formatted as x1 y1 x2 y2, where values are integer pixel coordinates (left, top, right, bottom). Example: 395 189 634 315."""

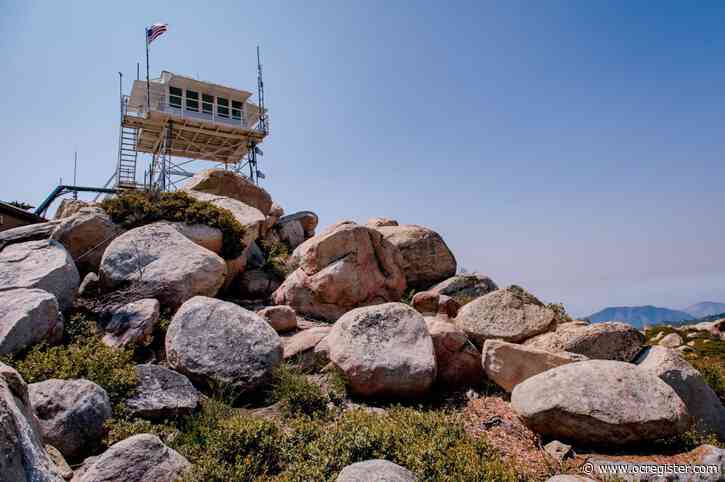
547 302 572 324
260 240 291 279
281 407 518 481
694 362 725 406
268 365 329 418
9 336 137 409
105 418 179 446
101 190 247 259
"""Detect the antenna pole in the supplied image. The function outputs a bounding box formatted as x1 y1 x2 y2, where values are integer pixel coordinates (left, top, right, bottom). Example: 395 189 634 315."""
137 62 140 80
256 45 267 135
145 28 150 113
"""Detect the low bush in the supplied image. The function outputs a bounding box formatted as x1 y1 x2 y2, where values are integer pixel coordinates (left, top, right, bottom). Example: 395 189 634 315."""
260 239 291 279
7 315 137 410
267 365 329 418
101 190 247 259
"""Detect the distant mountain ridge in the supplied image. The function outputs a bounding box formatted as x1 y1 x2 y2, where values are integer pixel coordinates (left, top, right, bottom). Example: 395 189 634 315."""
586 305 694 329
683 302 725 319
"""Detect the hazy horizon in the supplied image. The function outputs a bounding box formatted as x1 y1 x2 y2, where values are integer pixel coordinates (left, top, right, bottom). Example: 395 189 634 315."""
2 1 724 318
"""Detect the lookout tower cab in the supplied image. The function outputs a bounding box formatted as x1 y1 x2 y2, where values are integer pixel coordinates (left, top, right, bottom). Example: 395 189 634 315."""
118 70 268 190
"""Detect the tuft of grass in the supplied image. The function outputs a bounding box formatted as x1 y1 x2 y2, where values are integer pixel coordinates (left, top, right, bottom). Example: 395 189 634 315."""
101 190 247 259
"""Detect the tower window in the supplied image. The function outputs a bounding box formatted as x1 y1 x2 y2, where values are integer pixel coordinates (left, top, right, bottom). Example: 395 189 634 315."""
169 87 182 108
202 94 214 114
217 97 229 118
231 100 242 121
185 90 199 111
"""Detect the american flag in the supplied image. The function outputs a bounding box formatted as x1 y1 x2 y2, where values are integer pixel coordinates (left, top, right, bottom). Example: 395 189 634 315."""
146 23 167 44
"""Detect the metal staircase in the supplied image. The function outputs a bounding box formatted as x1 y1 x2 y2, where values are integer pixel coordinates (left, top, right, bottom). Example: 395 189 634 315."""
117 125 139 188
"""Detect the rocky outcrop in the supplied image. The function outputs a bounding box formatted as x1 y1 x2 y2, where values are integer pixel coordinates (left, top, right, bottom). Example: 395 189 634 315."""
455 286 557 345
71 434 190 482
101 299 160 348
428 273 498 302
426 318 482 387
272 222 406 321
51 207 124 274
237 269 281 299
326 303 436 398
99 223 227 308
0 288 63 355
336 459 417 482
511 360 690 445
165 297 282 393
659 332 683 348
0 239 80 311
28 379 112 459
257 305 297 333
126 365 200 420
0 362 65 482
636 346 725 439
481 340 587 392
524 321 645 362
182 168 273 215
374 224 456 289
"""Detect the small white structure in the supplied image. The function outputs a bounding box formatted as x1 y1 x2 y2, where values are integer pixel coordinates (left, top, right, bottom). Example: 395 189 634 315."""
118 70 268 190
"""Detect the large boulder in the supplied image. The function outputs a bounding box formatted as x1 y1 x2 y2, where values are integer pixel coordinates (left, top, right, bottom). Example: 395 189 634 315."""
182 168 273 215
185 191 263 248
659 332 683 348
165 297 282 393
282 326 332 369
71 434 190 482
0 362 66 482
185 191 265 286
171 223 222 254
524 321 645 362
428 273 498 302
0 239 80 311
125 365 200 420
257 305 297 333
336 459 417 482
454 286 557 345
28 379 112 459
636 346 725 439
50 207 124 274
54 199 89 219
426 318 482 387
511 360 690 445
270 211 319 250
272 223 406 321
0 288 63 355
326 303 436 398
481 340 587 392
99 222 227 309
411 291 460 318
237 269 281 299
374 224 456 289
101 298 160 348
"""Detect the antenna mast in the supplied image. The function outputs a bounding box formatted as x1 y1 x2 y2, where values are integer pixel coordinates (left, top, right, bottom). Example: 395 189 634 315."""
257 45 267 135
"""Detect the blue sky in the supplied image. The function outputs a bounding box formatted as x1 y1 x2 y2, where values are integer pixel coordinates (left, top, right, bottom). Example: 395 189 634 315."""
2 1 724 316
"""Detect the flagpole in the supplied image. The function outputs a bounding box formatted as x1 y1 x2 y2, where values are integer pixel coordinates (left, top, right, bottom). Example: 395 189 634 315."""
145 28 150 113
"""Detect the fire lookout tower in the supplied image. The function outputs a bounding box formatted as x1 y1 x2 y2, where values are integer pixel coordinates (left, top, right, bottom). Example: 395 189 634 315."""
115 50 268 192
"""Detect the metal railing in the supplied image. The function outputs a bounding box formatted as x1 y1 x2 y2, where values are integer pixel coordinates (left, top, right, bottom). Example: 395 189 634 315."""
123 94 268 134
